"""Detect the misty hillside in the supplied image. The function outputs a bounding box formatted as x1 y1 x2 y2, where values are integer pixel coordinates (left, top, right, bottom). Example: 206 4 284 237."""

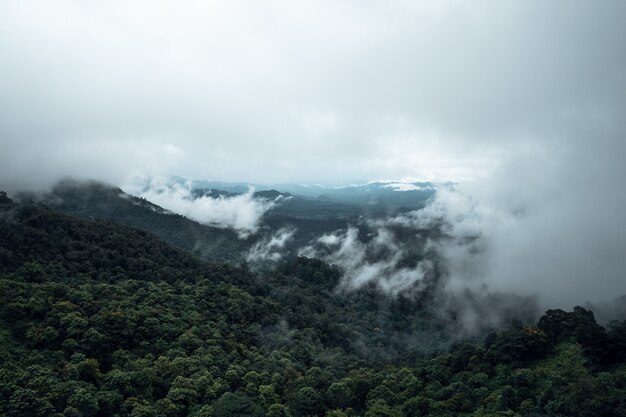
19 179 626 318
1 195 626 417
27 179 438 267
181 177 437 211
3 1 626 416
24 179 247 263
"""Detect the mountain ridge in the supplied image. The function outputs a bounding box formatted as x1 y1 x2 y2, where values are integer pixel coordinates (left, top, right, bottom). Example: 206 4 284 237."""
1 191 625 417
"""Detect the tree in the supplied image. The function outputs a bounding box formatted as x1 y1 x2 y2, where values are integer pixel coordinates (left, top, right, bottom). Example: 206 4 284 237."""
212 392 265 417
0 191 13 206
364 399 402 417
326 381 352 410
67 387 99 417
293 387 324 417
6 388 53 417
267 404 289 417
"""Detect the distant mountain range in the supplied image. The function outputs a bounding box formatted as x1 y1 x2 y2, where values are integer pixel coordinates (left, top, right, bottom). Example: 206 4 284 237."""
14 178 440 266
166 176 439 211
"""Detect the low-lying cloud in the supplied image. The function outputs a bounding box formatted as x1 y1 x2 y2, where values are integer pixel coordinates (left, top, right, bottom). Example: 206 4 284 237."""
375 145 626 309
294 139 626 324
297 220 539 334
125 177 275 237
0 0 623 326
247 227 296 263
300 226 433 295
2 1 624 188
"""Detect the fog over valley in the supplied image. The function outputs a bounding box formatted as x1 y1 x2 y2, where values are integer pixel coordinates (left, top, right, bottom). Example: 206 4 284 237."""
2 0 625 324
1 2 626 416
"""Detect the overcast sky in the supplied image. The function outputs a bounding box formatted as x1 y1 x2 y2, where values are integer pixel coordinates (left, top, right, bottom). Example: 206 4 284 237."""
1 0 624 189
1 1 625 305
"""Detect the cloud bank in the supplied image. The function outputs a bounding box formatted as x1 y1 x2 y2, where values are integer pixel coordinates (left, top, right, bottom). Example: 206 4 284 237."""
125 177 274 237
246 227 296 263
371 153 626 308
298 148 626 313
300 227 434 295
0 0 624 311
1 1 624 188
298 221 540 334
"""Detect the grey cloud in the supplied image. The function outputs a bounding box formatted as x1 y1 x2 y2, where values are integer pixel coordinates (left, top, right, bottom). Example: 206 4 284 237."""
1 1 624 309
384 147 626 308
1 1 625 187
300 227 433 295
125 176 275 237
298 221 539 334
246 227 296 263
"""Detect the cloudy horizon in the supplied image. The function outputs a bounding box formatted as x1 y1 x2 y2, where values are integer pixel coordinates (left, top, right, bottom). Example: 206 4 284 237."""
1 0 624 190
1 1 625 307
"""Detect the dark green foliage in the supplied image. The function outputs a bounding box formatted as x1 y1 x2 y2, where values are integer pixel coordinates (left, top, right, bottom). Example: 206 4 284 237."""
37 179 249 262
213 392 265 417
538 307 626 366
0 200 625 417
0 190 13 207
291 386 324 416
38 180 437 264
486 325 552 363
607 320 626 362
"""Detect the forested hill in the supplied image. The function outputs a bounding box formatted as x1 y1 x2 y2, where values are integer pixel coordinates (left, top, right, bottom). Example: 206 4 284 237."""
26 180 369 263
26 180 248 263
28 180 437 265
1 201 626 417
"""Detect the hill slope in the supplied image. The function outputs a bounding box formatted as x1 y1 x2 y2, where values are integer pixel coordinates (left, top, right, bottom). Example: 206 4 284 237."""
1 200 626 416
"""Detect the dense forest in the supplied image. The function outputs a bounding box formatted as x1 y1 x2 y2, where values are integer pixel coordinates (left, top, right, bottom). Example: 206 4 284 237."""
1 195 626 416
24 180 433 264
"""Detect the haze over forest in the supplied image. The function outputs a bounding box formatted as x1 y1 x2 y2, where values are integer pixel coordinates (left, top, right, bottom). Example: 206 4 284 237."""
2 0 625 306
1 2 626 416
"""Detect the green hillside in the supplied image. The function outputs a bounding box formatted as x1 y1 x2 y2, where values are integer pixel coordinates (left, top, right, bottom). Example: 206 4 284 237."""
1 202 625 417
